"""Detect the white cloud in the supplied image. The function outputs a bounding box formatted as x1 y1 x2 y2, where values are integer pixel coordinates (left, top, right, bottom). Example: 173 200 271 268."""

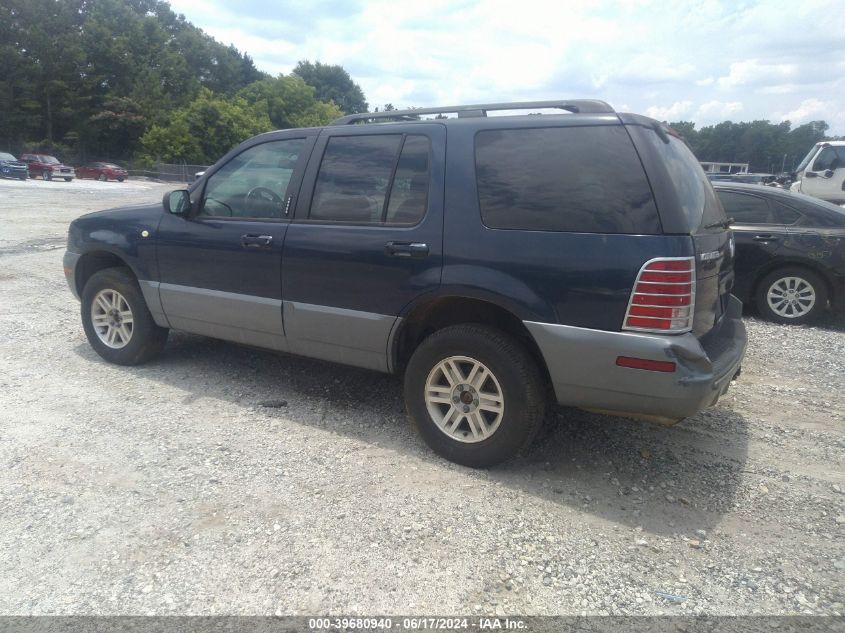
645 101 693 121
717 59 798 89
773 98 831 124
696 100 744 122
696 77 714 87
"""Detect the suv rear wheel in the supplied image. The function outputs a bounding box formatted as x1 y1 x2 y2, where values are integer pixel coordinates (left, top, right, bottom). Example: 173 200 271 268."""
81 267 168 365
404 324 546 468
756 267 828 324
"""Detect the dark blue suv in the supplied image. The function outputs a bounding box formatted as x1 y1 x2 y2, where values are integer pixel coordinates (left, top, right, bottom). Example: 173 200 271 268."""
64 100 747 467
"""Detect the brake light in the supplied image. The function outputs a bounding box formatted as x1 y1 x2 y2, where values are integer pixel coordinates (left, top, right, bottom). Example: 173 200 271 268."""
623 257 695 333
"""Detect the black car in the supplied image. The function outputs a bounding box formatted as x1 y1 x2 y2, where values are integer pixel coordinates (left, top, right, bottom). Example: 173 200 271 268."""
714 183 845 324
63 100 746 467
0 152 29 180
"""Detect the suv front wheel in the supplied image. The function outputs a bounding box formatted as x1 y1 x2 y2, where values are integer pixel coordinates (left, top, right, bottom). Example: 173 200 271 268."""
404 324 547 468
81 267 168 365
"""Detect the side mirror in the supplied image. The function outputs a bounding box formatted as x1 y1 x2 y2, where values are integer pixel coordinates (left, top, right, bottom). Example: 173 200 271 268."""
804 171 818 178
163 189 191 215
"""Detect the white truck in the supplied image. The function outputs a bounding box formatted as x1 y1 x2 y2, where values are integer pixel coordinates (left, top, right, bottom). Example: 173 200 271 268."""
790 141 845 205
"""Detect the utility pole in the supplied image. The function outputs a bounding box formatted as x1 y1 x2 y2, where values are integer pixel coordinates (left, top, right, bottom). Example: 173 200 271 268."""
781 153 787 173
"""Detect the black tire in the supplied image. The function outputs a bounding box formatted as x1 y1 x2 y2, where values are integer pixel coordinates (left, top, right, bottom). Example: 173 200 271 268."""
64 177 72 182
117 177 125 182
98 173 107 181
42 170 51 181
755 266 828 325
404 324 547 468
81 267 168 365
18 175 27 180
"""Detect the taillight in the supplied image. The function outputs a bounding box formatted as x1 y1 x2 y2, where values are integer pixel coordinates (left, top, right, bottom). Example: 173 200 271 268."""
623 257 695 333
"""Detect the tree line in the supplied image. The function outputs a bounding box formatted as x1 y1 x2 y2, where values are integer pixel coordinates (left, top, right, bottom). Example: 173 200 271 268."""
669 119 839 174
0 0 367 165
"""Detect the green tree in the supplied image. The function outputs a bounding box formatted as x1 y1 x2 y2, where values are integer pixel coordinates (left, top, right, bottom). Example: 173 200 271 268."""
239 75 343 130
140 88 271 163
293 60 368 114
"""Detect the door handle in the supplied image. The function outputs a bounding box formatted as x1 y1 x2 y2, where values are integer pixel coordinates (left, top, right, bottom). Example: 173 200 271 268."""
385 241 429 257
241 234 273 248
752 234 779 242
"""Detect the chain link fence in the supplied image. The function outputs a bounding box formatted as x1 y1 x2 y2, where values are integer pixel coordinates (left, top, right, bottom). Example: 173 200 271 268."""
126 162 210 183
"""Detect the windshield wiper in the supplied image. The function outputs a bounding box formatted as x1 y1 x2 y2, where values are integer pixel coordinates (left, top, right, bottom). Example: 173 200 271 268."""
703 217 734 230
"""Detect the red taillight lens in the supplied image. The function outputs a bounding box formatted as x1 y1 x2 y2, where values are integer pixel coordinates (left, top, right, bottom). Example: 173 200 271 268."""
623 257 695 334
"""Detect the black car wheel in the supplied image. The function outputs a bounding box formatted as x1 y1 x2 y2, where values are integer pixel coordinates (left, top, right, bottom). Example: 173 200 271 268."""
81 267 169 365
404 324 547 468
42 170 51 181
117 177 125 182
98 173 107 181
755 267 828 324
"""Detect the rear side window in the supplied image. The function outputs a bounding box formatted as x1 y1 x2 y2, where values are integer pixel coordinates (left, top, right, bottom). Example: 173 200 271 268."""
644 132 726 231
475 126 660 234
718 192 777 224
309 134 431 225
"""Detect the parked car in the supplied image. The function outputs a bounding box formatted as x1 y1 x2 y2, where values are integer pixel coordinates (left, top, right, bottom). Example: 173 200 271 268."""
76 162 128 182
63 100 747 467
0 152 28 180
714 182 845 324
20 154 75 181
790 141 845 204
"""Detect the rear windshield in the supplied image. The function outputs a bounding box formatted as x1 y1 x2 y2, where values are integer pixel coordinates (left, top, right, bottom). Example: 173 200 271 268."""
474 125 660 234
644 131 726 232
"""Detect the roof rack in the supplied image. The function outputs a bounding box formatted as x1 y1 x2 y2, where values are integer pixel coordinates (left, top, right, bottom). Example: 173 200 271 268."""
330 100 615 125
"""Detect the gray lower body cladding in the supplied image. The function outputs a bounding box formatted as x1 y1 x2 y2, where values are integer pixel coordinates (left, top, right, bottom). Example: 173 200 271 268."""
524 295 747 423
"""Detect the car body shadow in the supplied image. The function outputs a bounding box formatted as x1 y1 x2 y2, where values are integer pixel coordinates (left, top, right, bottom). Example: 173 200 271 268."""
73 331 748 537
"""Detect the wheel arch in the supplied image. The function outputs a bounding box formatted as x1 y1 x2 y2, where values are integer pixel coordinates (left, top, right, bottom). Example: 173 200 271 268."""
389 294 553 389
751 258 835 307
74 250 137 297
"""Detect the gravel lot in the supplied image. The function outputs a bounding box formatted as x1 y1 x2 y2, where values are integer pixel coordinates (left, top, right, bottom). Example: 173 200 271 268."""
0 177 843 616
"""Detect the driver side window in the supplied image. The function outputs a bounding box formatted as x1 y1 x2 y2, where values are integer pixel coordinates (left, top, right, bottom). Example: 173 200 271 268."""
200 139 305 219
811 147 839 172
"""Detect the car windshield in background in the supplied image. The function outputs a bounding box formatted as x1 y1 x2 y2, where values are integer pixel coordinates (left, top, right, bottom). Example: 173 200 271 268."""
794 145 819 174
0 153 16 161
40 156 60 164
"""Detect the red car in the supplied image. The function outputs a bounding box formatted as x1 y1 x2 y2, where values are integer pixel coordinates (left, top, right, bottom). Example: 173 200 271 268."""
20 154 75 181
76 162 128 182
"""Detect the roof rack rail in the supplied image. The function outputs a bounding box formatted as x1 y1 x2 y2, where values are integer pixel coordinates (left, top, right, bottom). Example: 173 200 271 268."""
330 99 615 125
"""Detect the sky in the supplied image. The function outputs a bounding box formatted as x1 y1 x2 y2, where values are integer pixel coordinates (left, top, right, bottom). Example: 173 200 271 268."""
166 0 845 134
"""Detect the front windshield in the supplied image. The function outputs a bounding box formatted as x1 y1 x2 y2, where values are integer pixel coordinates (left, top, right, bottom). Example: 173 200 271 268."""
794 145 819 173
40 156 60 164
0 153 16 161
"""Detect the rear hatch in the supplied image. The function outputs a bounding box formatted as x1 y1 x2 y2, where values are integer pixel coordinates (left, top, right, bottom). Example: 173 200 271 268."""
622 116 734 338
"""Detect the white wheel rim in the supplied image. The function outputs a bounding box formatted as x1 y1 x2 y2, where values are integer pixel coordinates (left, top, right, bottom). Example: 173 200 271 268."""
424 355 504 444
767 276 816 318
91 289 134 349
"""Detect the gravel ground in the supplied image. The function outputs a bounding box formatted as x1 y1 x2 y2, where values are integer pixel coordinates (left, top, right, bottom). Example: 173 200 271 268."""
0 177 843 616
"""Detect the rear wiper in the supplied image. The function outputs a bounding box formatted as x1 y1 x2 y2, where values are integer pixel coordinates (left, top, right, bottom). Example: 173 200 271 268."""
703 217 734 229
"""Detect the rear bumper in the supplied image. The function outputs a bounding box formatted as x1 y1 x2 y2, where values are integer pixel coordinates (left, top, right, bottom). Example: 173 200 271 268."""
525 295 747 423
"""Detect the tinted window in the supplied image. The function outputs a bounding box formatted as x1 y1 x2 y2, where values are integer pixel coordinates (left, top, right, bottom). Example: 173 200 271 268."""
475 126 660 233
717 192 776 224
771 201 801 225
200 138 304 219
309 134 431 225
644 132 726 231
813 147 839 171
310 135 401 223
385 135 430 225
